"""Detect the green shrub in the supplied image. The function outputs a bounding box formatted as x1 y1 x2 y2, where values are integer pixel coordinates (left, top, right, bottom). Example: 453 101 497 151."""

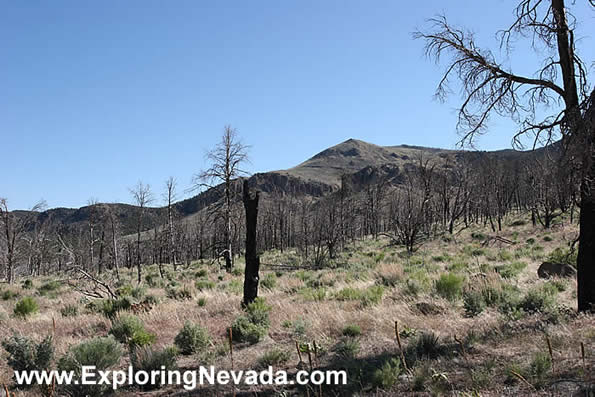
90 296 133 319
145 273 165 288
231 298 271 344
260 273 277 290
471 232 486 241
376 266 402 287
399 325 417 338
60 304 79 317
37 280 61 297
232 266 244 276
405 332 444 363
142 294 160 306
435 273 464 301
412 365 430 391
519 285 557 313
21 279 33 289
344 265 372 282
305 272 336 288
224 279 243 294
58 337 122 397
463 290 486 317
548 279 567 292
245 297 272 327
109 314 155 347
334 338 360 359
513 246 532 259
130 346 178 390
231 316 268 344
257 348 291 368
292 317 307 336
167 285 194 300
195 269 208 278
372 357 402 389
197 296 207 307
342 324 362 337
497 250 514 262
495 261 527 279
526 238 536 245
2 289 20 300
195 280 215 291
404 279 423 296
547 247 577 268
432 254 450 263
334 285 384 306
543 235 553 242
333 287 358 301
131 286 146 299
129 329 157 348
363 285 385 306
529 352 552 388
496 285 523 315
447 261 468 272
14 297 39 318
116 284 134 296
504 363 527 385
2 334 54 373
174 322 210 355
299 287 327 301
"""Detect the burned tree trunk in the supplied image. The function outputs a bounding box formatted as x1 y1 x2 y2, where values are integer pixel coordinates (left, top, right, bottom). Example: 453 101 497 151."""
578 149 595 312
242 179 260 306
578 91 595 312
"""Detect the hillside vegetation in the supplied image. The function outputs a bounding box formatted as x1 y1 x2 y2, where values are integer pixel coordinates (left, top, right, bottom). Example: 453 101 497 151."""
8 139 536 237
1 213 593 396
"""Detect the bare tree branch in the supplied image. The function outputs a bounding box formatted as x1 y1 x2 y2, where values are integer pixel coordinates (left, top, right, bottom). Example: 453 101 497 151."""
413 4 590 148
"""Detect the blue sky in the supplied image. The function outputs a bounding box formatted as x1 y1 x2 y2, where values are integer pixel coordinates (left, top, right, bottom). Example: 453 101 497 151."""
1 1 594 210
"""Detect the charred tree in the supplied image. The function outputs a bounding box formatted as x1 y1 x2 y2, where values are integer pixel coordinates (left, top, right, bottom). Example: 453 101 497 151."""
578 93 595 312
242 180 260 306
194 126 249 273
416 0 593 311
129 181 153 284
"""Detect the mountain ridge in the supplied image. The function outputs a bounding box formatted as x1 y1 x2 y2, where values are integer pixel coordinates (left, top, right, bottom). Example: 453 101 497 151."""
11 138 545 235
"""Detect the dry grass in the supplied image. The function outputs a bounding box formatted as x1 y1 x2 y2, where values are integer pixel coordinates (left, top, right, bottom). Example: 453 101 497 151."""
0 214 593 396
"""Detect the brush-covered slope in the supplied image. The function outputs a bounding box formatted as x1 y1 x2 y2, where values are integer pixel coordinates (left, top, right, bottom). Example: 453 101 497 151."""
15 138 540 235
273 139 456 186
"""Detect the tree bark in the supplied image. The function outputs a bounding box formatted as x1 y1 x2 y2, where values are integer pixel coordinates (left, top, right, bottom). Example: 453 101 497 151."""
577 153 595 312
98 230 105 274
111 217 120 281
168 202 177 271
224 179 233 272
577 91 595 312
242 180 260 306
549 0 594 311
136 229 142 284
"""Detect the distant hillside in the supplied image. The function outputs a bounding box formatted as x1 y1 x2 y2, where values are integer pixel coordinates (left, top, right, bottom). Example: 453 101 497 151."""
275 139 456 187
16 138 548 235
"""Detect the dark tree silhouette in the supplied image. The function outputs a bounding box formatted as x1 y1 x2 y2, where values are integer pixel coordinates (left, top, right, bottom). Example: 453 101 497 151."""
415 0 594 311
129 181 153 284
242 180 260 306
0 199 46 283
194 126 249 272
